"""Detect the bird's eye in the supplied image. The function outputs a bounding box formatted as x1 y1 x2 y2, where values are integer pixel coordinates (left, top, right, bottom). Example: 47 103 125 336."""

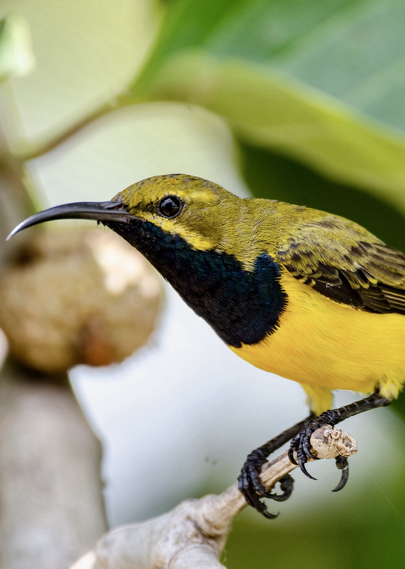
157 195 183 219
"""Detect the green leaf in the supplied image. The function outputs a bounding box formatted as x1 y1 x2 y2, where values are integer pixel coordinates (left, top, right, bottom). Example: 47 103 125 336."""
134 0 355 94
135 0 405 132
138 54 405 213
129 0 405 211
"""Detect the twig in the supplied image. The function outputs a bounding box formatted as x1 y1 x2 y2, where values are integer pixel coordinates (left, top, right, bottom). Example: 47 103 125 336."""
70 425 357 569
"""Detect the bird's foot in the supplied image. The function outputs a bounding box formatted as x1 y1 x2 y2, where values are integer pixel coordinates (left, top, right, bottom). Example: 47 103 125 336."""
288 417 349 491
238 448 294 519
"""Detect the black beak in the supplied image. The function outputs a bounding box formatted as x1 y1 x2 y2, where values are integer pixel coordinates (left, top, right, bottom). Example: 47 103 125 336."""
7 201 136 240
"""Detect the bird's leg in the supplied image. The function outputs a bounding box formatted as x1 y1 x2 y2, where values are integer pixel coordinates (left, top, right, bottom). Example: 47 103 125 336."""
288 391 392 488
238 414 314 518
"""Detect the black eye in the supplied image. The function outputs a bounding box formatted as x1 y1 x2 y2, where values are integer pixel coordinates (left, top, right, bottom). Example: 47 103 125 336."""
158 195 183 218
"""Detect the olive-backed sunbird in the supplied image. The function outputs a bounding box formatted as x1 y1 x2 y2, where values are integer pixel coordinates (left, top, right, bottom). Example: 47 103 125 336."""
8 174 405 518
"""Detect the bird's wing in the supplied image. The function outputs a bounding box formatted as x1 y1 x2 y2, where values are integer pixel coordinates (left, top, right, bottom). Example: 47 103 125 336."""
276 214 405 314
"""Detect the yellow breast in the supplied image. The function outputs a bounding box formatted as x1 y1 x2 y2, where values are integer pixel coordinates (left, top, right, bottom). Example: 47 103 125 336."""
230 270 405 414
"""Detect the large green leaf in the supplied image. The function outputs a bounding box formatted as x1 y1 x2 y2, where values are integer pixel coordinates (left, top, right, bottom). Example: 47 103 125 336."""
129 0 405 210
135 0 356 94
135 0 405 132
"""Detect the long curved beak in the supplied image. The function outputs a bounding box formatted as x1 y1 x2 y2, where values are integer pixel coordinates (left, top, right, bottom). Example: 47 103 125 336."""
7 200 136 240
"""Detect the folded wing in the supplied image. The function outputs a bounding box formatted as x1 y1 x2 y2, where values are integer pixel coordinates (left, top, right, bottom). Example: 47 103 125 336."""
277 215 405 314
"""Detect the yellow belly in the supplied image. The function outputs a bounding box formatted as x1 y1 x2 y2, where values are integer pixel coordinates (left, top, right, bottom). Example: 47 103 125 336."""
230 271 405 414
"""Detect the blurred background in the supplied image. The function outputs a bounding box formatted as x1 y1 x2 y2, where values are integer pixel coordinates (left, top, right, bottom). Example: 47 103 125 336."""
1 0 405 567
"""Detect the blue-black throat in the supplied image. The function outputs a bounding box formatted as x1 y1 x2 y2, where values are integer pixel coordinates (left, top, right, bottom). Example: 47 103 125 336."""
105 219 287 348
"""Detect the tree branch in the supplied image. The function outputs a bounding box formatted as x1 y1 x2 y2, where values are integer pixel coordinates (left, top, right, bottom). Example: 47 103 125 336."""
0 362 108 568
70 425 357 569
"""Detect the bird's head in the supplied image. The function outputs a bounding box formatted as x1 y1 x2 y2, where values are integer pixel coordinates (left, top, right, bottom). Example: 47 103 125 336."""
8 174 241 261
8 174 240 246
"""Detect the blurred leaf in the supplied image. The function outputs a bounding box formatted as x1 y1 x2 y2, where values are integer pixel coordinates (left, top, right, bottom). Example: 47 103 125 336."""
129 0 405 211
225 499 405 569
132 0 237 92
135 0 405 132
0 13 35 82
393 396 405 420
134 0 354 93
144 56 405 212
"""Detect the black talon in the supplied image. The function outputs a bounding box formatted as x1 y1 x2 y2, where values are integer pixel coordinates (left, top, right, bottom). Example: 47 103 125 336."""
260 508 279 520
289 425 320 480
297 454 317 480
262 510 279 519
332 456 349 492
267 474 294 502
238 416 312 518
335 454 349 471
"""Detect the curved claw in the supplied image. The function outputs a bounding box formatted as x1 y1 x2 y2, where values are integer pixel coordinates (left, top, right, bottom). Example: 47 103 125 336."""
298 457 317 480
261 506 279 520
238 461 279 518
238 478 279 518
332 456 349 492
267 474 294 502
289 420 326 480
295 445 317 480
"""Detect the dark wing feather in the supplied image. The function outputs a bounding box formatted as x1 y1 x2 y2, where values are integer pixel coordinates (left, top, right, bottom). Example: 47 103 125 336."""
277 215 405 314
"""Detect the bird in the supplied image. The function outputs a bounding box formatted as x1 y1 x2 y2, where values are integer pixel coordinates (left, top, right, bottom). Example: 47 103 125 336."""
8 173 405 518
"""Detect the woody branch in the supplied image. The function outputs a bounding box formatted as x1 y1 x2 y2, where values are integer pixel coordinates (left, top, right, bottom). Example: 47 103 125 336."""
70 425 357 569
